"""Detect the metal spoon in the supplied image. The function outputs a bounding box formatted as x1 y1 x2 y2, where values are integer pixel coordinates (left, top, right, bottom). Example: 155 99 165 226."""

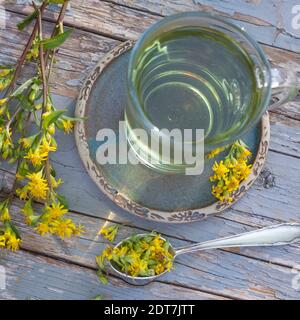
109 223 300 285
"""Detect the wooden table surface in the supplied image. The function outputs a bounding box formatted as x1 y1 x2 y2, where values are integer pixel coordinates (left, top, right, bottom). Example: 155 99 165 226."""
0 0 300 300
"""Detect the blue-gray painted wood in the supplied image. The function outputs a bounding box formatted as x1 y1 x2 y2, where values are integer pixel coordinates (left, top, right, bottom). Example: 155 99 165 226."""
5 0 300 53
0 250 225 300
106 0 300 53
1 195 298 300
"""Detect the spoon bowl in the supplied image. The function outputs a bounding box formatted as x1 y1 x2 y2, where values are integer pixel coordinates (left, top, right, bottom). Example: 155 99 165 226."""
109 223 300 286
109 233 175 285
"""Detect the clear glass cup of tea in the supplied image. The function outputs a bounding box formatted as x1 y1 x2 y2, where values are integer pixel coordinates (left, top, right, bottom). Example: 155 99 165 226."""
125 12 299 175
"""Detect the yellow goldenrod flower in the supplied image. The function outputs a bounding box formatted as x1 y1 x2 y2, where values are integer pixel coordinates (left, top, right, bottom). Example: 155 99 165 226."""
225 176 240 192
51 219 77 238
96 232 174 282
39 138 57 154
0 207 10 222
234 162 252 180
6 235 21 251
100 246 113 261
212 160 229 179
16 186 29 201
35 223 51 236
0 235 5 248
48 124 56 135
35 103 43 110
62 119 74 134
98 224 119 242
24 149 48 167
238 148 251 160
0 79 11 91
19 137 31 148
46 202 68 219
210 140 252 203
27 171 49 200
0 98 8 106
16 172 25 181
28 182 48 200
0 69 11 77
4 229 21 251
155 263 165 275
73 224 84 236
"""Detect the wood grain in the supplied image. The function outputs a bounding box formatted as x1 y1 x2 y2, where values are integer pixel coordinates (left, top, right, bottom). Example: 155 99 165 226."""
0 249 227 300
0 189 299 300
5 0 300 53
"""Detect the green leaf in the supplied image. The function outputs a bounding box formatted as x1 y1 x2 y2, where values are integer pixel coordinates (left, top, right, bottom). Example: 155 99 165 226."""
11 78 36 98
42 110 65 129
41 29 74 50
92 295 103 301
56 194 69 209
17 95 34 111
50 166 57 177
96 270 109 285
17 10 38 31
31 133 42 151
23 199 34 216
5 221 21 239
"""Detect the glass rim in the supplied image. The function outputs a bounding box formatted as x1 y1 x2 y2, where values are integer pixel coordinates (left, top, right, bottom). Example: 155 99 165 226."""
127 11 272 146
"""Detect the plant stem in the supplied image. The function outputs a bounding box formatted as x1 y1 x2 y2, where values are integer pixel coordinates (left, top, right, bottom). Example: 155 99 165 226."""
7 1 69 205
6 2 47 96
34 4 52 201
7 112 32 205
45 0 69 83
36 5 48 114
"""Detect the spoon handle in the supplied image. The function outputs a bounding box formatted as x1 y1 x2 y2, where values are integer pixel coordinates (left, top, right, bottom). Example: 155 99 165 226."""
174 223 300 257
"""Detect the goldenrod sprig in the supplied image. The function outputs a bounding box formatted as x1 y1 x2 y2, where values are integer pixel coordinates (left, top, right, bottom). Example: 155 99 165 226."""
96 232 174 284
0 0 83 251
210 140 252 203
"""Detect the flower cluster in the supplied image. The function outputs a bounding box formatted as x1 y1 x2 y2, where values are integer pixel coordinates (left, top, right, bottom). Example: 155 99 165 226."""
210 140 252 203
98 224 119 242
0 202 21 251
96 232 174 284
0 1 83 251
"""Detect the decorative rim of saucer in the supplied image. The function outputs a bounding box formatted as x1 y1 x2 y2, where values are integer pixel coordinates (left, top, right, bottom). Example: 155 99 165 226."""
75 40 270 224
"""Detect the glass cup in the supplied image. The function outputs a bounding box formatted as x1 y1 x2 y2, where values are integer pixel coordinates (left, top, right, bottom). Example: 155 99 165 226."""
125 12 300 175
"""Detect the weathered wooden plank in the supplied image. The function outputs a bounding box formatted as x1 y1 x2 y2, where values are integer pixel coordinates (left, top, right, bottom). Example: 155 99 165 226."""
5 0 158 41
0 193 298 300
109 0 300 53
2 190 298 269
5 0 300 53
3 194 300 299
0 250 225 300
0 11 121 98
1 10 299 120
